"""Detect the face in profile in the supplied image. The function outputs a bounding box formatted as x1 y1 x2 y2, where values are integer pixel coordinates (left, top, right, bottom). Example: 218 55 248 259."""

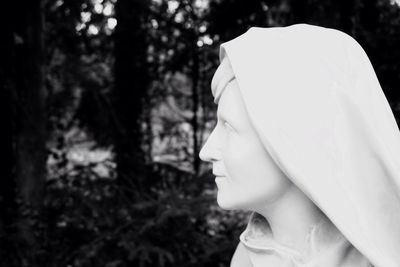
199 76 293 211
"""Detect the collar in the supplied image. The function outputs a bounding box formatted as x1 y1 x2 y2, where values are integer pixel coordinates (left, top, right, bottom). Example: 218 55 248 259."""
239 211 354 265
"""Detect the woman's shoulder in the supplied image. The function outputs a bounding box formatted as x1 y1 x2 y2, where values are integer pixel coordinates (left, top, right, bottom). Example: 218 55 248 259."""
230 241 253 267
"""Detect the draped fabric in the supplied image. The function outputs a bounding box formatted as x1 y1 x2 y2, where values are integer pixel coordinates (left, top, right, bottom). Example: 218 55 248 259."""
239 211 373 266
213 24 400 267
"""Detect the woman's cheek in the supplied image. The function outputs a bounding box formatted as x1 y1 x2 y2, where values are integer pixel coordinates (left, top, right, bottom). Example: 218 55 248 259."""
223 135 249 181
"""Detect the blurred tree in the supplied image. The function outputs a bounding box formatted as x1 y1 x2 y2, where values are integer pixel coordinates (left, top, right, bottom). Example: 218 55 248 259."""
0 1 19 265
14 0 46 215
0 0 46 266
114 0 150 192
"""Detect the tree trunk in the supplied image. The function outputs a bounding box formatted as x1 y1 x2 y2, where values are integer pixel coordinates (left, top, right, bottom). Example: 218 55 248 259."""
15 0 46 210
1 0 46 265
0 0 19 259
191 30 201 175
114 0 150 192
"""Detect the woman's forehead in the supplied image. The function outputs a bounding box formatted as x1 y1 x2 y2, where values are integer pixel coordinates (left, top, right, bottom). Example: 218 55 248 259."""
217 79 244 119
218 81 235 108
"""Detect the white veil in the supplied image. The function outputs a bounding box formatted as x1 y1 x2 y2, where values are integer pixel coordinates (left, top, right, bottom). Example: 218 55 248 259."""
212 24 400 267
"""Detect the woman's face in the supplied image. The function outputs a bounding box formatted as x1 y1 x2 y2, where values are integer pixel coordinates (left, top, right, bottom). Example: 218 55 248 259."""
199 77 292 211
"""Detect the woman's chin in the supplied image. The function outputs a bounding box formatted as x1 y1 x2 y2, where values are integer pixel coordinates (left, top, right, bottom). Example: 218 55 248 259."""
216 193 248 210
216 194 236 210
217 201 236 210
216 191 268 211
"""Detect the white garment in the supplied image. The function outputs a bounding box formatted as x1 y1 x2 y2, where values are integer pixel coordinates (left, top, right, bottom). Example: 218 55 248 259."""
214 24 400 267
240 212 373 267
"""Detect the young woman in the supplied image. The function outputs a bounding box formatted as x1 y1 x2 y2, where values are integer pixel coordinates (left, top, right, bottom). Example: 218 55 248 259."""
199 24 400 267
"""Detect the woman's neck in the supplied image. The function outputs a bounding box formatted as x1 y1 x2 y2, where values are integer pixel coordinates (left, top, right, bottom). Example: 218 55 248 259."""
253 184 334 260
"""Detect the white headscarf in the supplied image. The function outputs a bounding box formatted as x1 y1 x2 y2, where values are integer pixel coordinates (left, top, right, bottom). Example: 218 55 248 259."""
212 24 400 267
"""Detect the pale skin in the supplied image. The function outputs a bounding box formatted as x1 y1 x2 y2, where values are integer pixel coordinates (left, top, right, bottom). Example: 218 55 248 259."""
199 57 338 266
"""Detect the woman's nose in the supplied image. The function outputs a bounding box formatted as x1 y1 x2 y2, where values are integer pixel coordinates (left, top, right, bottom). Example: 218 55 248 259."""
199 130 221 163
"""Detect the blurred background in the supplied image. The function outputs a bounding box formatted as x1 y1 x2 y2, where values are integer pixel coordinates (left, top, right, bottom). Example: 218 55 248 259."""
2 0 400 266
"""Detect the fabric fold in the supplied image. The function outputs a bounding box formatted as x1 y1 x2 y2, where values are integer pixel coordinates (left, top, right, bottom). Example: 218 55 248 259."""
239 212 373 267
